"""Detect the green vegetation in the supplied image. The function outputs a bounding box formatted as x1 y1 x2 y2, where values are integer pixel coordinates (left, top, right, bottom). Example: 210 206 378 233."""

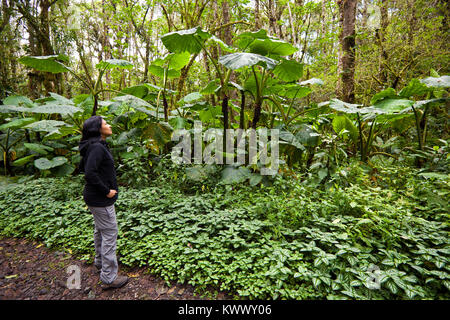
0 157 448 299
0 0 449 300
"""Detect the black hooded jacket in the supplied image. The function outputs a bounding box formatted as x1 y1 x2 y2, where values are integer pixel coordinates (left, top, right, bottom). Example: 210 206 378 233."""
79 137 118 207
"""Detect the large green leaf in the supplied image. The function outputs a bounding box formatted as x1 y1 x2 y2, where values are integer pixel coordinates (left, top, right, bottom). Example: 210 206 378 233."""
166 52 191 70
0 105 34 113
420 75 450 88
18 55 70 73
329 99 384 114
24 120 66 132
179 92 203 104
410 98 448 111
31 104 81 115
249 173 263 186
206 35 235 53
373 99 414 113
112 95 154 109
133 107 166 120
370 88 398 105
295 124 320 147
148 65 181 78
24 143 54 155
73 93 94 106
34 156 67 170
96 59 133 70
275 84 311 99
3 95 35 108
48 92 74 105
145 83 164 91
169 117 187 130
199 105 221 123
279 130 306 151
200 80 221 95
236 29 269 50
180 101 209 111
248 38 297 56
120 84 174 100
399 79 430 98
220 166 252 184
0 118 36 131
299 78 324 86
218 52 278 70
116 128 143 145
272 59 303 82
161 27 211 54
142 122 173 147
11 154 37 166
228 81 245 92
332 115 359 142
24 93 81 115
44 125 78 140
120 85 149 99
186 165 218 182
52 163 75 176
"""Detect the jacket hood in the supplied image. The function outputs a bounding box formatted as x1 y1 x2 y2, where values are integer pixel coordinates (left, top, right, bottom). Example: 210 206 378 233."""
79 137 105 157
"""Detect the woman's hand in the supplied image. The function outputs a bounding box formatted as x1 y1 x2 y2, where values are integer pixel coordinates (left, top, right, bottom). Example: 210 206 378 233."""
106 189 117 198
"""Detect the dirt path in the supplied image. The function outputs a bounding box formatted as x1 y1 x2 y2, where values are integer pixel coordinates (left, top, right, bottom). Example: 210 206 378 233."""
0 236 232 300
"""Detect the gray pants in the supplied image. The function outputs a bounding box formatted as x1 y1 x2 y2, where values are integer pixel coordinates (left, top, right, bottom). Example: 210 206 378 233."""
88 204 118 284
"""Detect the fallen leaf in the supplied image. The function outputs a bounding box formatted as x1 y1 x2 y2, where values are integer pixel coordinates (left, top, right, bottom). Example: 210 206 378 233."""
5 274 18 279
36 244 43 248
156 285 168 295
177 288 185 295
128 273 139 278
167 287 176 294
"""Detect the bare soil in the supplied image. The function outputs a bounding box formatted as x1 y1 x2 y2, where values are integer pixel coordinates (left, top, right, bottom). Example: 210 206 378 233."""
0 236 233 300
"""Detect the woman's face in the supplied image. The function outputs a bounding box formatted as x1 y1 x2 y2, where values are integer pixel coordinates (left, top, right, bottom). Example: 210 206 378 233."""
100 119 112 138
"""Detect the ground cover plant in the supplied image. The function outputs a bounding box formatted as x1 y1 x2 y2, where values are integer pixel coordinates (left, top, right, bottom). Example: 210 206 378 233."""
1 158 448 300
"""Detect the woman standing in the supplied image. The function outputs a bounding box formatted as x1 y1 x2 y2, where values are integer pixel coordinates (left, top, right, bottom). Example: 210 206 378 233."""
79 116 128 289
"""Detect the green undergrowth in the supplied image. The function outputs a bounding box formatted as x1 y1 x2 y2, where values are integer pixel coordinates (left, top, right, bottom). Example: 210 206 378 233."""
0 163 449 299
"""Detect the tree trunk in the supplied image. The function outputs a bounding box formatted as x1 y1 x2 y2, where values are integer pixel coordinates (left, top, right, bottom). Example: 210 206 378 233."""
39 0 57 95
268 0 277 35
376 0 389 85
26 18 42 99
407 0 416 47
255 0 260 30
221 1 232 46
0 0 11 33
18 0 59 96
102 0 111 100
336 0 357 103
321 0 327 55
276 2 285 38
74 31 94 90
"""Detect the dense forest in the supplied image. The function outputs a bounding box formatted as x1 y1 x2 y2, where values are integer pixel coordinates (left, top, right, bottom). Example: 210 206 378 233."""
1 0 449 104
0 0 449 300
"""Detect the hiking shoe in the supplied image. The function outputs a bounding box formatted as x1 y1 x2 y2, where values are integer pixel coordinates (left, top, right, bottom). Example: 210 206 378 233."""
101 275 129 289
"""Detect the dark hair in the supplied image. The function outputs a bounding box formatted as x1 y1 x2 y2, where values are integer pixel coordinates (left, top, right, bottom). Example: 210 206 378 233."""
81 116 103 141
